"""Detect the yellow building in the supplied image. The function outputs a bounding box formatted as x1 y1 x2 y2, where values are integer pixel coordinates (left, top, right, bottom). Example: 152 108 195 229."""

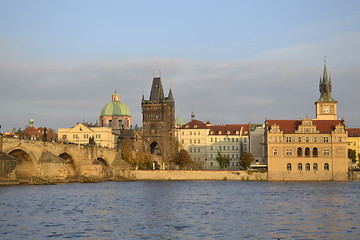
266 62 348 180
347 128 360 166
58 123 115 148
266 118 348 180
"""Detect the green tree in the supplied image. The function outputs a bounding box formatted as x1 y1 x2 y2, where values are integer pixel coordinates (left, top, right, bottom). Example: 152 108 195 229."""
216 151 230 169
348 149 357 164
240 152 255 170
172 149 193 169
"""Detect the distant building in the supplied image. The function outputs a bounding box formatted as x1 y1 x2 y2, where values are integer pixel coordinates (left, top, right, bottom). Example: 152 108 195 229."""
266 63 348 180
58 123 115 148
141 77 176 165
176 118 250 170
249 123 267 168
98 91 132 130
347 128 360 166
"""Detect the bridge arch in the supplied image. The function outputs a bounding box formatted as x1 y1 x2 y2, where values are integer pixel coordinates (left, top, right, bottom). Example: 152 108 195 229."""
7 148 37 180
59 152 77 180
94 157 112 178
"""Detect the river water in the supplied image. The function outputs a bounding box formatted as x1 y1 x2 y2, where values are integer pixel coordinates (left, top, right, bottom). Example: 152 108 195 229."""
1 181 360 239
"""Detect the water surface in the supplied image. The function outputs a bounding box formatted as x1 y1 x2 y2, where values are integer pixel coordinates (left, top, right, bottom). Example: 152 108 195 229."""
1 181 360 239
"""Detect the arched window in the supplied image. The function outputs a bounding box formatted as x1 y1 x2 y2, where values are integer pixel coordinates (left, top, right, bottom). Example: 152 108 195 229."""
298 163 303 171
313 147 318 157
305 163 310 171
324 163 329 171
313 163 318 171
305 147 310 157
287 163 292 171
297 147 302 157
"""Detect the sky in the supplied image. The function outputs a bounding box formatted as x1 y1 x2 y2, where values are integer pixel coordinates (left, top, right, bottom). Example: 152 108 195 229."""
0 0 360 132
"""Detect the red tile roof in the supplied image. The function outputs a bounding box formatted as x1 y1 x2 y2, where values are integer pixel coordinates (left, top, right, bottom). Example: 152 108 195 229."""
179 120 208 129
267 119 344 134
348 128 360 137
209 124 250 136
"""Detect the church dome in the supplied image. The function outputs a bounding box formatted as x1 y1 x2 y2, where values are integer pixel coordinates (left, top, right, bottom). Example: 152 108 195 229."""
100 92 131 117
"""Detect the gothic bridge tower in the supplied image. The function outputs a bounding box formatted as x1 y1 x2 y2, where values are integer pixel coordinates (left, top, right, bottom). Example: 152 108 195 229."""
142 76 175 162
315 62 337 120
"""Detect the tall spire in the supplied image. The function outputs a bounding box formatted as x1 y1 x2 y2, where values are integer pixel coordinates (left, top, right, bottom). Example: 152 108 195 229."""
149 77 165 101
317 60 336 103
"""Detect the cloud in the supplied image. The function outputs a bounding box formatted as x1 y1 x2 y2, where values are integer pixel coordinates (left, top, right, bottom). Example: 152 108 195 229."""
1 32 360 132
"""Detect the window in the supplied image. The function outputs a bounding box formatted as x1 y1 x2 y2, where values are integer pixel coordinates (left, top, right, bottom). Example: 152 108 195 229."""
305 147 310 157
286 137 292 142
298 137 302 142
313 147 318 157
190 131 192 135
232 154 234 159
323 137 329 142
274 137 278 142
323 149 330 156
313 137 317 142
210 146 213 151
62 135 67 140
109 120 112 127
194 131 196 135
273 149 278 156
198 149 201 153
227 146 230 150
84 134 89 139
305 137 309 142
189 148 192 153
338 137 342 142
181 140 184 144
210 162 213 166
198 139 200 144
211 138 213 142
305 163 310 171
219 146 221 150
287 163 292 171
73 134 78 139
236 138 239 142
313 163 318 171
190 140 192 144
324 163 329 171
297 147 302 157
298 163 303 171
210 154 213 159
286 149 292 156
232 146 235 150
215 138 217 142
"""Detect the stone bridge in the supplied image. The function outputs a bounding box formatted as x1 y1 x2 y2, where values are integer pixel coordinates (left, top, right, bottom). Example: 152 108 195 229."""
0 136 130 183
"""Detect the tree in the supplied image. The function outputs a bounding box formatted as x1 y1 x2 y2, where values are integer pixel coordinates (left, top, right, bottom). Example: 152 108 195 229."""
172 149 193 169
133 150 153 170
216 151 230 169
240 152 255 170
348 149 357 164
120 137 134 165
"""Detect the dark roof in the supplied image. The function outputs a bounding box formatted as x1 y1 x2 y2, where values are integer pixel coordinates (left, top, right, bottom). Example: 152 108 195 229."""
348 128 360 137
149 77 165 101
267 119 344 134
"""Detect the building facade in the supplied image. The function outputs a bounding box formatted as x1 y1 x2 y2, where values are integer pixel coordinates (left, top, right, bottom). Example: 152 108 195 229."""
176 119 250 170
347 128 360 166
58 123 115 148
266 63 348 180
141 77 176 163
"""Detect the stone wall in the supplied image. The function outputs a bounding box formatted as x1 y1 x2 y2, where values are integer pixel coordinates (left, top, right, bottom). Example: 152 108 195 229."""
127 170 267 181
349 170 360 180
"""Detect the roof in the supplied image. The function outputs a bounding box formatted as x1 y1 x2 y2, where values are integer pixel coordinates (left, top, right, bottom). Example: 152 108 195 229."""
175 114 185 126
209 124 250 136
179 120 250 136
100 100 131 116
149 77 165 101
348 128 360 137
179 120 208 129
267 119 344 134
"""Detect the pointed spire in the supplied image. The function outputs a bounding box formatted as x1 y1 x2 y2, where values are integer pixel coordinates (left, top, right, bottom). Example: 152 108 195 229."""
167 88 174 101
191 104 195 121
149 77 165 101
316 59 336 103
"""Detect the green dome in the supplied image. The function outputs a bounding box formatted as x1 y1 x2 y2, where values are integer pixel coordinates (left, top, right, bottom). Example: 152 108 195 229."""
100 92 131 116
